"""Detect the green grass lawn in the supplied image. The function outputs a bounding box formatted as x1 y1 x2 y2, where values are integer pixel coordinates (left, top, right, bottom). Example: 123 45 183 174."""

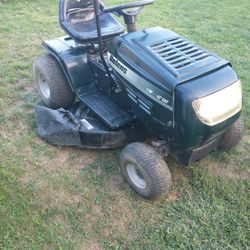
0 0 249 249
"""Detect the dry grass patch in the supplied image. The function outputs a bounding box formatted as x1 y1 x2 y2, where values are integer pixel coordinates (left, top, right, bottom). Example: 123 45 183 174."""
208 162 250 180
79 241 103 250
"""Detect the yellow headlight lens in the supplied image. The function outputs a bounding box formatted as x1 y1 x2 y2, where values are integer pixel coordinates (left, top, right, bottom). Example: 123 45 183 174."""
192 80 242 126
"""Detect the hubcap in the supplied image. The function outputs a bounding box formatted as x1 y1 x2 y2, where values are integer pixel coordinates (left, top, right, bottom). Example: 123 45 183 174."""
127 164 146 189
38 73 50 99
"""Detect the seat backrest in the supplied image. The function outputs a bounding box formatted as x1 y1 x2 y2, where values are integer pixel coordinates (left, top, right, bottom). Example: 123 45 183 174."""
60 0 103 24
59 0 124 44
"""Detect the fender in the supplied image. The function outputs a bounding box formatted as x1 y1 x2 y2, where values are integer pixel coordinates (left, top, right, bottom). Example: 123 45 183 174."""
42 36 93 92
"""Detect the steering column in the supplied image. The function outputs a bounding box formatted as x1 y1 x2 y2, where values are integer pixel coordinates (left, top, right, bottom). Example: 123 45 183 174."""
103 0 154 33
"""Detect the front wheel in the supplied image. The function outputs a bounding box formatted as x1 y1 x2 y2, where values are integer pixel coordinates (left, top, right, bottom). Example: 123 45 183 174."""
218 117 244 150
120 142 172 199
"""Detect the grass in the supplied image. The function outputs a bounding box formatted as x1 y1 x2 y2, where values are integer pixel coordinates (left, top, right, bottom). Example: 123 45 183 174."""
0 0 249 249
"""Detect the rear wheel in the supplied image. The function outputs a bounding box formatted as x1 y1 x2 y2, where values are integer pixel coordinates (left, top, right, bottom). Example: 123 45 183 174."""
120 142 172 199
33 54 75 109
218 117 244 150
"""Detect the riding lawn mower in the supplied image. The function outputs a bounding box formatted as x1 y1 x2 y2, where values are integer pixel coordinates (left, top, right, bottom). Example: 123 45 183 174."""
34 0 243 199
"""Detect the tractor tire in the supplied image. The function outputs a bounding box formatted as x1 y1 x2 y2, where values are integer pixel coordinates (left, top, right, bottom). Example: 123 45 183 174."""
218 117 244 150
33 54 75 109
120 142 172 199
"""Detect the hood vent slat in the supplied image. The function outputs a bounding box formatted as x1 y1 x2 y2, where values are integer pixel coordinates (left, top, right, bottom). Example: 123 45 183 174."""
148 36 219 77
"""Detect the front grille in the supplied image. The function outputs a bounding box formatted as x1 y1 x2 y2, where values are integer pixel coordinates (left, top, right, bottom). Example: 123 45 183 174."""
149 37 219 77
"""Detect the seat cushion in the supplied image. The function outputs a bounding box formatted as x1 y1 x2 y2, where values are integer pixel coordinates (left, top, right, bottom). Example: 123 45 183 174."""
59 0 124 44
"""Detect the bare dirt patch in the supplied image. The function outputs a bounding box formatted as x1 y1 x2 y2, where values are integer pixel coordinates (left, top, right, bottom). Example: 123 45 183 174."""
79 241 103 250
20 144 98 211
167 191 181 201
109 173 124 193
110 196 135 234
246 132 250 145
22 146 98 182
49 187 81 207
208 162 250 180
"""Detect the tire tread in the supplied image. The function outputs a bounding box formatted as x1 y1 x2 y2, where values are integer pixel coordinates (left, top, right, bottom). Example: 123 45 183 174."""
218 118 244 150
120 142 172 199
33 54 75 108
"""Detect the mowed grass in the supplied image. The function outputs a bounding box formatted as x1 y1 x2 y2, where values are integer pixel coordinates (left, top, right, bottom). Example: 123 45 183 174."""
0 0 249 249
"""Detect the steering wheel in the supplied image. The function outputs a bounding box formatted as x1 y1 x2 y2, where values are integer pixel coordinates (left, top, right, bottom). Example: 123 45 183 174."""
103 0 154 16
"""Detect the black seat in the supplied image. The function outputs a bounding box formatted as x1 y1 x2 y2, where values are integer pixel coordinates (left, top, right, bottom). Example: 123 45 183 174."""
59 0 124 44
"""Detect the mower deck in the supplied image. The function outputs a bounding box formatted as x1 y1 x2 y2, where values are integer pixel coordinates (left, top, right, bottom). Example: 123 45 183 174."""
35 102 147 149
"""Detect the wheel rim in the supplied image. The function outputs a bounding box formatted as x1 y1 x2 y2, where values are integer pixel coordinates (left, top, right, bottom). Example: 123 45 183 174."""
127 164 147 189
38 72 50 99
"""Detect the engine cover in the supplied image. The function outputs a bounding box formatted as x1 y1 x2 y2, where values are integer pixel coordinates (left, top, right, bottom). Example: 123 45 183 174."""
107 27 239 147
107 27 230 93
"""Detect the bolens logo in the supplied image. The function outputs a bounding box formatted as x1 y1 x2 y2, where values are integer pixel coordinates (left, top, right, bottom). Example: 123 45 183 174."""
109 55 128 75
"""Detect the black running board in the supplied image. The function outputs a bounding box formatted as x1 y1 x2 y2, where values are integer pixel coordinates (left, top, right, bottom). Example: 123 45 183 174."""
78 91 133 129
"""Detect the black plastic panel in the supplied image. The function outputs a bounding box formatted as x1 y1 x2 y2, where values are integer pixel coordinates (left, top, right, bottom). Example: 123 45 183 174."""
79 91 133 129
148 36 220 77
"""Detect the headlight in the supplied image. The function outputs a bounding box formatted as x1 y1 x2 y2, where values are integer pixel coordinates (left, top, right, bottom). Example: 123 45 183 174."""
192 80 242 126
